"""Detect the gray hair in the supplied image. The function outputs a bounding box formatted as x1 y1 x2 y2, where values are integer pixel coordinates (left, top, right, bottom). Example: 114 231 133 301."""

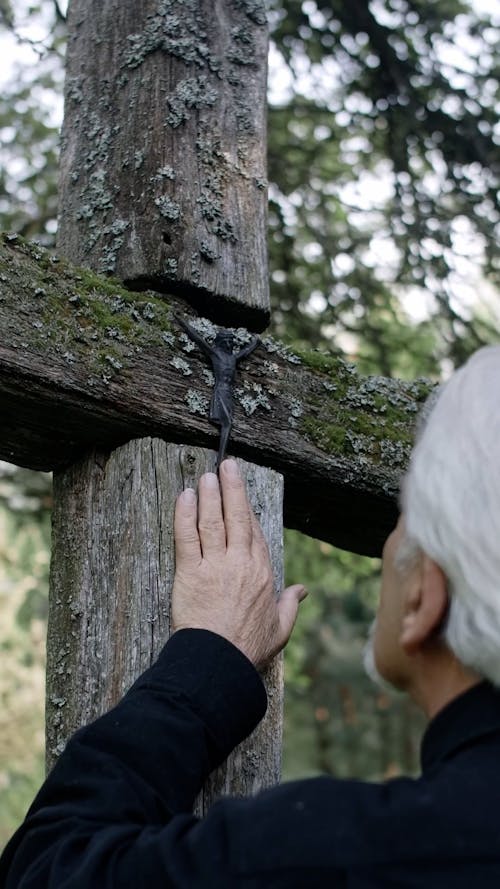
400 345 500 685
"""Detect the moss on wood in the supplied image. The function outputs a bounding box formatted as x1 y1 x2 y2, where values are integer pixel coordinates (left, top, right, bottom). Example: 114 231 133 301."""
0 232 435 491
0 232 175 381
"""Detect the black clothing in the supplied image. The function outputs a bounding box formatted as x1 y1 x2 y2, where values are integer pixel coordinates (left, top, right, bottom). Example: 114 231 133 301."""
2 629 500 887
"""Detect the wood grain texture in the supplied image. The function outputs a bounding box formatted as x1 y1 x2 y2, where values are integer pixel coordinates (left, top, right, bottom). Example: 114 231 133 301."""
47 443 284 805
195 457 285 807
0 234 432 555
49 0 281 819
58 0 269 330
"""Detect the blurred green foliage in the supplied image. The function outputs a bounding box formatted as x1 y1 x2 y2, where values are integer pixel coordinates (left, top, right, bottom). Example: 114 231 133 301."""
0 475 51 848
282 531 425 782
267 0 500 371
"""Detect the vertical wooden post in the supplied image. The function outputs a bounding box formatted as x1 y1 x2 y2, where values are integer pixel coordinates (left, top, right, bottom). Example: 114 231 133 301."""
57 0 269 331
47 444 284 803
48 0 284 809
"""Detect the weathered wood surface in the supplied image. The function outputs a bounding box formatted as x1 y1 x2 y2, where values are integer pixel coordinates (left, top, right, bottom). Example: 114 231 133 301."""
47 443 284 804
52 0 282 811
58 0 269 331
0 234 432 555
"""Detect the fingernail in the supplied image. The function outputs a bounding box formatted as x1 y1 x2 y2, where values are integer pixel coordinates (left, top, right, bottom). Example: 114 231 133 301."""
181 487 196 503
222 459 239 478
203 472 219 488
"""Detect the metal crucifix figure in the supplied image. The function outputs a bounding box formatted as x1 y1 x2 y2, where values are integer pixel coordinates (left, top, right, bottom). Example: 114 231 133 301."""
176 317 259 469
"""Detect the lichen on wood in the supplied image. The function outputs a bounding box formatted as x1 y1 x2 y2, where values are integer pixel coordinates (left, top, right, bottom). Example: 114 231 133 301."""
0 232 435 555
57 0 270 330
47 443 284 801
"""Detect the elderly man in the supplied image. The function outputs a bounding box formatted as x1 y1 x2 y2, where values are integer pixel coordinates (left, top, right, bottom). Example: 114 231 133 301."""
2 345 500 887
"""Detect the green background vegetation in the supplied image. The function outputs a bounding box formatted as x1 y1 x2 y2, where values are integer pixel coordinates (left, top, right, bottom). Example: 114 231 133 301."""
0 0 498 849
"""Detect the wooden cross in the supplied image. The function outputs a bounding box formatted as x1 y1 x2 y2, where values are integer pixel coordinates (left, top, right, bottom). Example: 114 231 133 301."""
0 0 431 809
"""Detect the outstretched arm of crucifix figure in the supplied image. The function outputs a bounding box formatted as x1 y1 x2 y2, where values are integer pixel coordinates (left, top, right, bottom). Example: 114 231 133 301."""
236 338 260 362
176 316 215 359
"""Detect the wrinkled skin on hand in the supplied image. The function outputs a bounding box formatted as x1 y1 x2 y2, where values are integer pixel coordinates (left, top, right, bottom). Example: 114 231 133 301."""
172 459 307 670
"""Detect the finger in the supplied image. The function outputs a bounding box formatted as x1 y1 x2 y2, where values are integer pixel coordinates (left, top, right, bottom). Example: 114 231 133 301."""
174 488 202 566
220 459 252 549
276 584 308 649
197 472 226 556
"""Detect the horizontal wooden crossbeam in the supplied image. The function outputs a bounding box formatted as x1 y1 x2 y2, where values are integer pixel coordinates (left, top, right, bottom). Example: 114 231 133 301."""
0 234 433 556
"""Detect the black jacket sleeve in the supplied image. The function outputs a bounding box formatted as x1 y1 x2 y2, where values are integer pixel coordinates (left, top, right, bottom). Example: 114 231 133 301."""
0 629 269 888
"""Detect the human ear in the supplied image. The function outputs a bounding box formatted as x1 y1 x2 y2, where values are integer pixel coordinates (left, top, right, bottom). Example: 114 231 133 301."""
400 557 448 655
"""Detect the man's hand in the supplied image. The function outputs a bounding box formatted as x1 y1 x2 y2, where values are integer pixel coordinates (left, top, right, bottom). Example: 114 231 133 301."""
172 459 307 669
